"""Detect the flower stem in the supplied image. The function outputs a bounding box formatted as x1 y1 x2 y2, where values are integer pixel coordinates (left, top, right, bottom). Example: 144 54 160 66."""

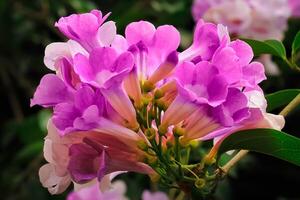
279 93 300 117
221 150 249 174
221 93 300 174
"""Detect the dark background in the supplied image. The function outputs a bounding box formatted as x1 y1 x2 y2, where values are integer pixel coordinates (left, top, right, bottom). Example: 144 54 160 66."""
0 0 300 199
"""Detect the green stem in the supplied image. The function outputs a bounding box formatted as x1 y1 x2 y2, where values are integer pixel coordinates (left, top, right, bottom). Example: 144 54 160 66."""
279 93 300 117
221 93 300 174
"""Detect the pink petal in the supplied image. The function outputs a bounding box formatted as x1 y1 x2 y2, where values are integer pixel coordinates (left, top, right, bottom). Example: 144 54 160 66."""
125 21 156 45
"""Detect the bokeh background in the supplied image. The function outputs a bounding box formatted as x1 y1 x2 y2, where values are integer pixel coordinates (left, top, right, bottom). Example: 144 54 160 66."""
1 0 300 199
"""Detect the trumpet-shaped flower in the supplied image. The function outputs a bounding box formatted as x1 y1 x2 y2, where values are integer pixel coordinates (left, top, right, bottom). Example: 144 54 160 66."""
123 21 180 104
192 0 291 40
55 10 115 51
73 47 138 128
39 120 153 194
289 0 300 17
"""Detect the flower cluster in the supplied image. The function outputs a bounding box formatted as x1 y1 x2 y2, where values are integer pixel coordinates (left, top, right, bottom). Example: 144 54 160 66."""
31 9 284 196
192 0 291 40
67 174 168 200
289 0 300 17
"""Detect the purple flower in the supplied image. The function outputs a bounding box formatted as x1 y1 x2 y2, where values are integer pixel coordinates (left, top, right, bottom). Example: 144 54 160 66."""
67 180 128 200
52 84 105 134
123 21 180 105
73 47 138 129
191 0 291 40
55 10 115 51
289 0 300 17
179 20 228 62
162 21 267 142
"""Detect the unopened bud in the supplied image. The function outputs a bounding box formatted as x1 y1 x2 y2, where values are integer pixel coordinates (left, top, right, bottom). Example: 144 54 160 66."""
179 137 190 147
154 89 164 99
145 128 156 140
189 140 200 148
146 155 157 164
158 125 168 136
137 140 148 151
194 178 206 189
143 80 155 92
173 126 185 137
156 100 167 111
150 173 160 183
204 155 216 166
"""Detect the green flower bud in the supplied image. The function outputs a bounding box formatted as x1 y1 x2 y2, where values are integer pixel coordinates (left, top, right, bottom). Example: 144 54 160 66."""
145 128 156 140
194 178 206 189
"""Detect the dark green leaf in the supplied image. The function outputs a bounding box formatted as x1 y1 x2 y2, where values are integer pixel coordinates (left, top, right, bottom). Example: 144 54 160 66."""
266 89 300 112
217 129 300 166
242 38 286 59
292 31 300 59
15 141 43 161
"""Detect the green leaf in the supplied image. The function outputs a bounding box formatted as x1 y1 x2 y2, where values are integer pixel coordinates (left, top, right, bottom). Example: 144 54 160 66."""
15 141 43 162
217 129 300 166
242 38 286 59
266 89 300 112
292 31 300 60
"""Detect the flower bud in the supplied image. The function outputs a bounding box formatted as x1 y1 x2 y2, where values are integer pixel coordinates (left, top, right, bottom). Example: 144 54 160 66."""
156 100 168 111
154 89 164 99
173 126 185 137
158 125 168 136
142 80 155 92
204 155 216 166
145 128 156 140
194 178 206 189
150 173 160 183
137 140 148 151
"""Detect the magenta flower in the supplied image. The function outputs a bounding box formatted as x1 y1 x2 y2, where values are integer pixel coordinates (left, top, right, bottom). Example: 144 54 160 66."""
192 0 291 40
55 10 115 51
289 0 300 17
123 21 180 104
73 47 138 128
67 178 169 200
162 21 267 143
68 180 128 200
202 89 285 141
32 9 286 198
39 120 153 193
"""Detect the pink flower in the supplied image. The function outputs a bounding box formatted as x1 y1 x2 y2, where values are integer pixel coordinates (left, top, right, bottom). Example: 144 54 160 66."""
124 21 180 105
142 190 169 200
192 0 291 40
39 120 153 193
67 178 169 200
203 89 285 141
289 0 300 17
73 47 138 128
68 180 128 200
162 21 271 143
55 10 115 51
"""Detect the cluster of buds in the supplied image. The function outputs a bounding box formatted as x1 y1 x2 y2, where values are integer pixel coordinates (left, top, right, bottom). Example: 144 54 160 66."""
31 9 284 196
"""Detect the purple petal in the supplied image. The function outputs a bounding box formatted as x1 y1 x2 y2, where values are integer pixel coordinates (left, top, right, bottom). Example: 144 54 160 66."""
30 74 72 107
73 105 101 130
212 47 242 84
73 53 95 82
68 143 100 183
243 61 266 86
125 21 156 45
90 47 118 72
97 21 116 46
52 103 79 135
180 20 220 61
206 75 228 106
152 25 180 56
229 40 253 66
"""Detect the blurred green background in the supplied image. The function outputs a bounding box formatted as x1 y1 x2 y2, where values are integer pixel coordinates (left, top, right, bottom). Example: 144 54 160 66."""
0 0 300 199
